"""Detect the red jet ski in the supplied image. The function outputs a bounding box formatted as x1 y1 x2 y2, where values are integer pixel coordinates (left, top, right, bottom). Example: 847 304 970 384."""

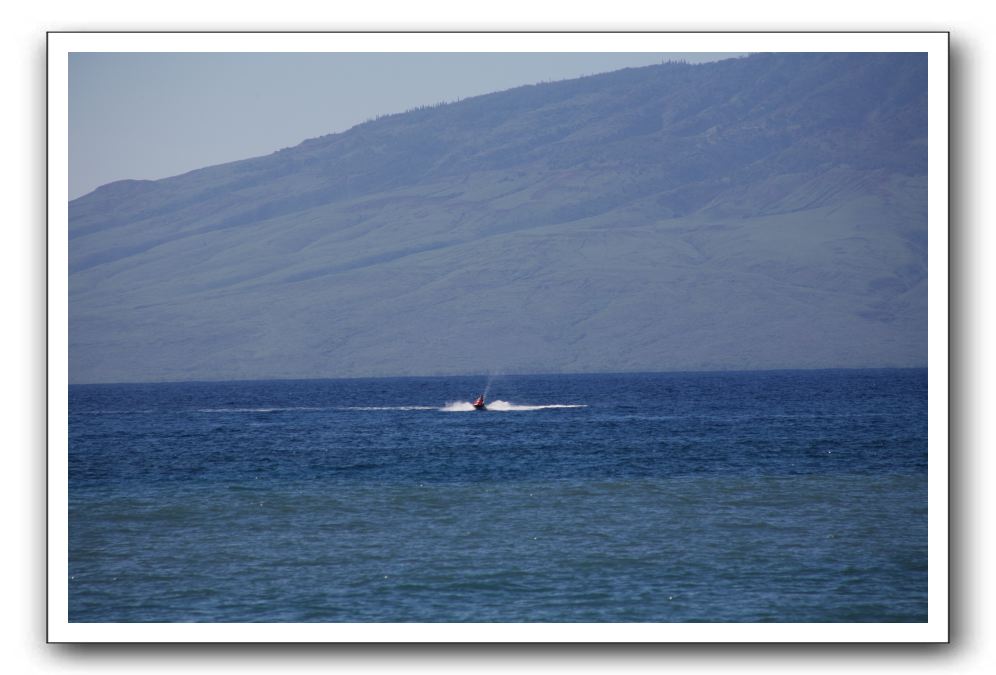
472 394 487 410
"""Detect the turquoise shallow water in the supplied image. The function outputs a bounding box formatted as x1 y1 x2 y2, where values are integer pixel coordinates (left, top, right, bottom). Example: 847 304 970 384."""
68 369 928 622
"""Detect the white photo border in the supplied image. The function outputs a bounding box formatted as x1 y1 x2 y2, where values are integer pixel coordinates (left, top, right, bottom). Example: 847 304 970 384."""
48 30 949 643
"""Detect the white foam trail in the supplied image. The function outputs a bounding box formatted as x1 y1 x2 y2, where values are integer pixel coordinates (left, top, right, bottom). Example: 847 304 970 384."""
341 406 437 411
197 402 587 413
197 406 326 413
441 399 586 412
487 400 587 411
442 401 476 412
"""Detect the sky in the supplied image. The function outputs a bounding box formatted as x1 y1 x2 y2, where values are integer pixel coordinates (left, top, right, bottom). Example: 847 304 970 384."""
68 52 742 200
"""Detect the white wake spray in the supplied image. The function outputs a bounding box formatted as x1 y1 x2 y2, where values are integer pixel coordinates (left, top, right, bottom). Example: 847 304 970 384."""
441 399 586 412
442 401 477 412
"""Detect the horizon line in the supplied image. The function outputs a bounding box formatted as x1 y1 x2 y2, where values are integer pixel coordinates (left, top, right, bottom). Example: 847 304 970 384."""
68 365 929 387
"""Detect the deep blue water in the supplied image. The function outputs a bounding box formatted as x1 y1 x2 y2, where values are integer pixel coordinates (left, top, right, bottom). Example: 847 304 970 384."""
68 369 928 622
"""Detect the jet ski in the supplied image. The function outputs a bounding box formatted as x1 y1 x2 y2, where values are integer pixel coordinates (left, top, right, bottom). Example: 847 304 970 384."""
472 394 487 411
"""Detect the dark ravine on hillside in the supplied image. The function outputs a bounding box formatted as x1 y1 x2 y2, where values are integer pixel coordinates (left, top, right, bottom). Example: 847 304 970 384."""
70 53 928 383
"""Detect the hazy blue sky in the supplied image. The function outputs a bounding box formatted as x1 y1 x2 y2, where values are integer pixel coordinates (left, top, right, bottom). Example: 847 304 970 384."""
68 52 742 200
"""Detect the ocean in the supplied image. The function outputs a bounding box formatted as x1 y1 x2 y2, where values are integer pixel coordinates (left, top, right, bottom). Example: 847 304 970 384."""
68 369 928 623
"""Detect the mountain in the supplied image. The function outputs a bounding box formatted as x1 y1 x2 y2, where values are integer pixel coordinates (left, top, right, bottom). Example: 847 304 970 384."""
69 53 928 383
